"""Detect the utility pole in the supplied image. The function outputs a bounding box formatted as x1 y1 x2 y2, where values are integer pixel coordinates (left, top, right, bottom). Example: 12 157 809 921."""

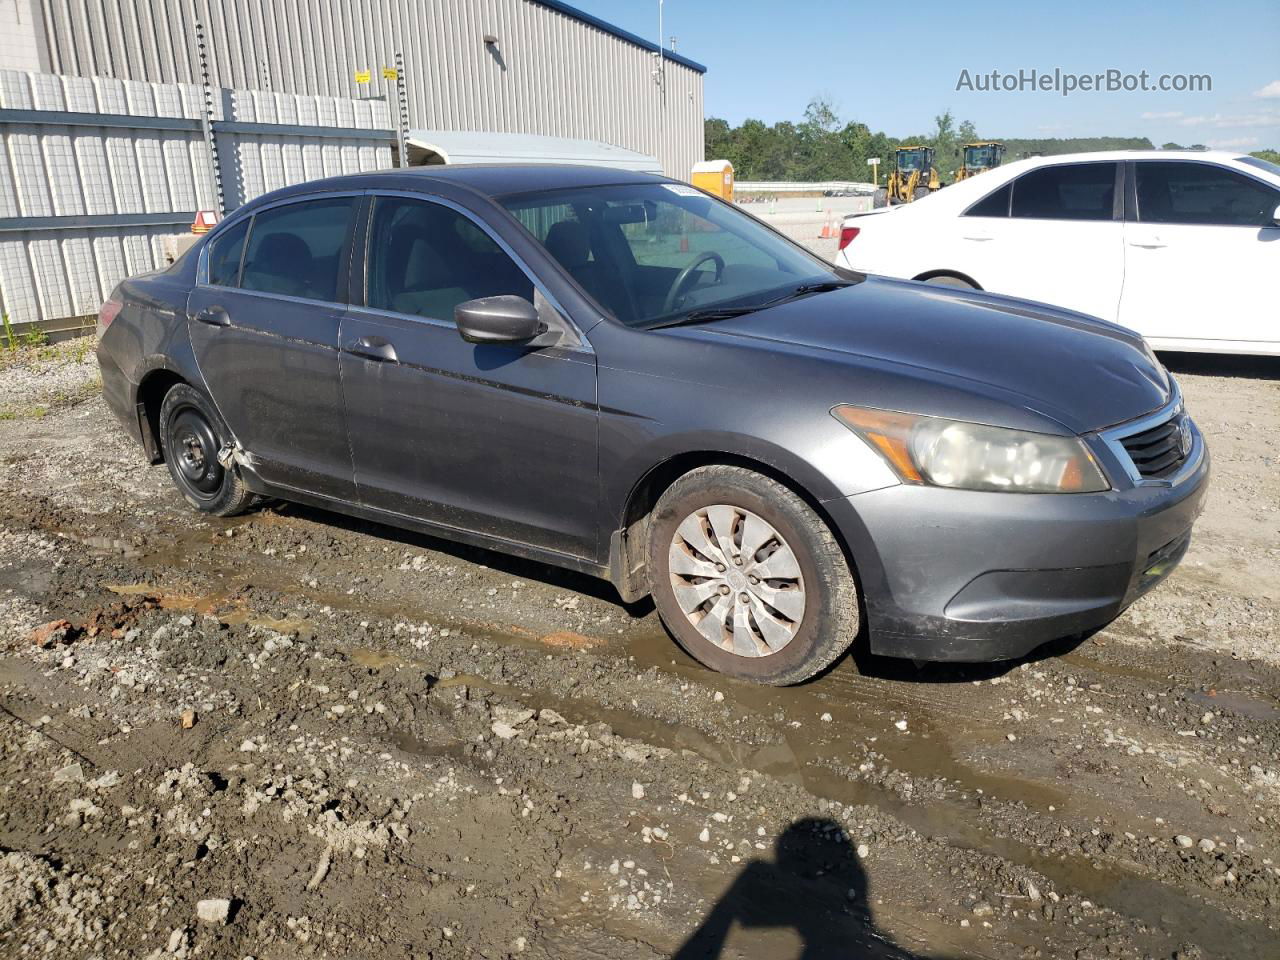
395 51 409 168
194 20 224 215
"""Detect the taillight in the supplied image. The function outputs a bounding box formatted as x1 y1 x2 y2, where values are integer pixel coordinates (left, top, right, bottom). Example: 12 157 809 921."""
96 298 122 338
838 226 861 250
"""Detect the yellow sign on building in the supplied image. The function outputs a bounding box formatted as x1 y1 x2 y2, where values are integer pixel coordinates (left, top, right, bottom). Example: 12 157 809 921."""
354 70 371 85
382 67 398 80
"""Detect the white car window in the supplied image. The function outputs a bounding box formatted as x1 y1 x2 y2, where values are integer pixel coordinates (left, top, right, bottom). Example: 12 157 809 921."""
964 182 1011 217
1007 163 1117 221
1135 162 1279 227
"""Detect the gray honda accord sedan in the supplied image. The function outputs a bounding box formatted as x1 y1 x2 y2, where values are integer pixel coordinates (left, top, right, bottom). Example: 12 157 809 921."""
96 164 1208 684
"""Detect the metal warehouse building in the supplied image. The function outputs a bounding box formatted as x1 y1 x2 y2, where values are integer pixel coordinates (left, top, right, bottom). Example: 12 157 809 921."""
0 0 706 176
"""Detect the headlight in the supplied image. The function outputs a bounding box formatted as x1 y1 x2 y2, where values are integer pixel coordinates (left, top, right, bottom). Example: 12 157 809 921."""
833 405 1109 494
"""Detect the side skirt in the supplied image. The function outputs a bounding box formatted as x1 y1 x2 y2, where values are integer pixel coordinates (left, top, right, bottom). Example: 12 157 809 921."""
245 474 613 585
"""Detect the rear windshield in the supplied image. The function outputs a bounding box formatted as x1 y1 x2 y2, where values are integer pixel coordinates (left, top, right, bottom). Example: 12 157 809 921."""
1237 155 1280 178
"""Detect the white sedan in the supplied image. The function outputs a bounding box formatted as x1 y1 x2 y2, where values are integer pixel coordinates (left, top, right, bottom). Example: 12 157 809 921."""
834 150 1280 356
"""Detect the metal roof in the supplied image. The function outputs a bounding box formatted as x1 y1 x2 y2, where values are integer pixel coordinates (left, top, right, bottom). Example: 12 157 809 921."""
531 0 707 73
405 130 664 173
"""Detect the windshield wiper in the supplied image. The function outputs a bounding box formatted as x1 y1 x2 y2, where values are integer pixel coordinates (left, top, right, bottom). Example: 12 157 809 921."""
645 280 854 331
769 280 855 302
646 306 764 330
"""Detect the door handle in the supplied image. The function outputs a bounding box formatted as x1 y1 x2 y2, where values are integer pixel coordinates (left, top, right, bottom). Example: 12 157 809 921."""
346 335 398 363
193 306 230 327
1128 240 1167 249
962 233 993 242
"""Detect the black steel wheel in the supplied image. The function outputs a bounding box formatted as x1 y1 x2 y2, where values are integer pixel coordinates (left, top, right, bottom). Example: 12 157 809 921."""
158 383 256 516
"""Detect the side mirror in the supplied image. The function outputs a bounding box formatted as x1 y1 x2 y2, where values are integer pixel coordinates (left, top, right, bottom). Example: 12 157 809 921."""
1273 203 1280 226
455 295 545 344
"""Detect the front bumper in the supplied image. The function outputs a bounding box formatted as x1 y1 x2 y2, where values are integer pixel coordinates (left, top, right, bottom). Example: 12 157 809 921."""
824 424 1210 662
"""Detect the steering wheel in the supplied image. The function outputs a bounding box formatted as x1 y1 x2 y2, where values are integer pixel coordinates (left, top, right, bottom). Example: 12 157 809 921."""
661 252 726 314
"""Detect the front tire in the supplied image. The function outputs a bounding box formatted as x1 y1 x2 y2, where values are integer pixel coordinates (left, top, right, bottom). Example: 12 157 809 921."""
158 383 256 517
922 275 976 289
647 466 860 685
872 188 889 209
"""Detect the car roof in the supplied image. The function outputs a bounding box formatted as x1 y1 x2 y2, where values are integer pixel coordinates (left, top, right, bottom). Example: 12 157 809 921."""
243 163 671 210
999 148 1251 172
890 148 1272 214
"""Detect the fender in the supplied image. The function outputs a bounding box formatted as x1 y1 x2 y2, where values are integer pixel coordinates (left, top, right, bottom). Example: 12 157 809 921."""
599 426 899 602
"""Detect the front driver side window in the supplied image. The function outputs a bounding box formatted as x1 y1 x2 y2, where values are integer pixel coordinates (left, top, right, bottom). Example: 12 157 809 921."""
366 196 534 321
240 196 355 302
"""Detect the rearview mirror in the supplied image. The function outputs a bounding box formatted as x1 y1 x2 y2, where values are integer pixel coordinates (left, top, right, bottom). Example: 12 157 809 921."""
455 295 546 344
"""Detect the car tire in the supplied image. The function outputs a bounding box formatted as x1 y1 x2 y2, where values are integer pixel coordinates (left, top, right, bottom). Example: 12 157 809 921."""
872 188 888 209
922 275 976 289
913 186 931 200
158 383 257 517
647 465 860 685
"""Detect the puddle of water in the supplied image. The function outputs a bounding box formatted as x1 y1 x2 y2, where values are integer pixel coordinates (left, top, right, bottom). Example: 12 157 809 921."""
62 533 142 557
1188 689 1280 722
349 647 406 670
1060 651 1177 684
627 628 1067 812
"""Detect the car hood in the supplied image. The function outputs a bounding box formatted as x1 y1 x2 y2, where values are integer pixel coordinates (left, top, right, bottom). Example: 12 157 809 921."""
680 278 1170 434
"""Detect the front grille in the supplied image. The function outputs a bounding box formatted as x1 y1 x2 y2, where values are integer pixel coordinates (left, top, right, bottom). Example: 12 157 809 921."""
1119 414 1188 480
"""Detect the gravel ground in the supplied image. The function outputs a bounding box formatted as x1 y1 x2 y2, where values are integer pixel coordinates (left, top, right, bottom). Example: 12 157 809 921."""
0 329 1277 960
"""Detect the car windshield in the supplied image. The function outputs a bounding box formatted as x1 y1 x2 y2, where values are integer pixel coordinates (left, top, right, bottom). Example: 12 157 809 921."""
501 182 845 328
898 150 926 171
966 145 997 168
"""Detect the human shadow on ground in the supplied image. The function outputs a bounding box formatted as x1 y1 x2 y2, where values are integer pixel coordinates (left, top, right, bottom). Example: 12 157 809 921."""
673 817 957 960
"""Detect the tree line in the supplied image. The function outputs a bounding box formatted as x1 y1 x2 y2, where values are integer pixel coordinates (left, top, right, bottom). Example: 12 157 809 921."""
705 98 1278 181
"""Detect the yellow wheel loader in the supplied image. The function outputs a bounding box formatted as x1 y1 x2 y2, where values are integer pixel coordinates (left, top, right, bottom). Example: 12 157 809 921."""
873 146 940 208
953 141 1005 182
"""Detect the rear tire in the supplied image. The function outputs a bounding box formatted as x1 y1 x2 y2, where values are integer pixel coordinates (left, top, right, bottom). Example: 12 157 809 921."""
872 188 888 209
158 383 256 517
647 466 860 685
913 186 931 201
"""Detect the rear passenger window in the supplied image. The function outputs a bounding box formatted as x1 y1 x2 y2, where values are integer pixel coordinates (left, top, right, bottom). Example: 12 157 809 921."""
1136 162 1279 226
965 182 1011 217
240 197 355 302
366 197 534 321
206 218 249 286
1010 163 1116 221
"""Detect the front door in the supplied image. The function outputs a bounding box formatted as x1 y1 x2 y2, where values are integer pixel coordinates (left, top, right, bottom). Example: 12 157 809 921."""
187 194 359 500
339 194 599 560
962 160 1124 321
1120 160 1280 349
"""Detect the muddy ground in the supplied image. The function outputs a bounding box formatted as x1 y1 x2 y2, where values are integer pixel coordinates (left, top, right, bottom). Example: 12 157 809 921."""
0 339 1277 960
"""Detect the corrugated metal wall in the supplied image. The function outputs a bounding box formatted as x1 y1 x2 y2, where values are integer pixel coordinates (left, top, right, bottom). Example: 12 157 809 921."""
31 0 704 177
0 70 391 326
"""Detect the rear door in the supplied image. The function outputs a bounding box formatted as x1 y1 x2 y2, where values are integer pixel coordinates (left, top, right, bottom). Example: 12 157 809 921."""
187 194 359 500
339 193 599 560
1120 160 1280 349
958 161 1124 320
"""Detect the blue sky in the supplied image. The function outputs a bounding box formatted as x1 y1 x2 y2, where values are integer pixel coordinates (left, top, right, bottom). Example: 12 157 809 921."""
573 0 1280 150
